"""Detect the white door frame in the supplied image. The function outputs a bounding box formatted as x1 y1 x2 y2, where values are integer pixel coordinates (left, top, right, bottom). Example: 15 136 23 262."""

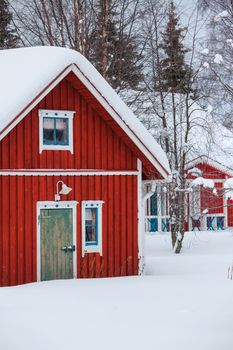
37 201 78 281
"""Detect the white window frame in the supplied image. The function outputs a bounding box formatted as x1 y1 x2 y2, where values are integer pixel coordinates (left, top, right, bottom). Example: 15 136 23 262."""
82 200 104 257
39 109 75 153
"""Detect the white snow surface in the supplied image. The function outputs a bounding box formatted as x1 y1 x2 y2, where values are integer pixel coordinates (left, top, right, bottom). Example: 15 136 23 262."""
190 176 215 189
224 178 233 199
0 46 170 175
214 53 224 64
0 231 233 350
187 167 203 176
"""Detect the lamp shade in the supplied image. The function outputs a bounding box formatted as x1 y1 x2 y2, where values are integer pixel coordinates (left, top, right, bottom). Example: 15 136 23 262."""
59 183 72 195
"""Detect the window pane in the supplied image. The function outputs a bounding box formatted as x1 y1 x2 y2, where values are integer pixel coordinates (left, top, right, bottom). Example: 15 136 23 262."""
55 118 68 144
85 208 97 244
150 193 158 215
43 117 55 144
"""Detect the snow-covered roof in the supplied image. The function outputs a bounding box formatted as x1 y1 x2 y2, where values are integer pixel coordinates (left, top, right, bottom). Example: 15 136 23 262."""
186 155 233 177
0 46 170 178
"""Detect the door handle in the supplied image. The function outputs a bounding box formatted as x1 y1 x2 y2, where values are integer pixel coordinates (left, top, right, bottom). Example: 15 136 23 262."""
61 246 68 252
67 245 76 252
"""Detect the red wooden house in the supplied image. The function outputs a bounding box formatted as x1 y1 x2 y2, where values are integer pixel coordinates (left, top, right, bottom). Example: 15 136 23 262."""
186 156 233 231
0 47 170 286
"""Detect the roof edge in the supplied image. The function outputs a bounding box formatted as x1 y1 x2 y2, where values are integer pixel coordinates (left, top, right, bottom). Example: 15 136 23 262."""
0 63 170 179
186 155 233 177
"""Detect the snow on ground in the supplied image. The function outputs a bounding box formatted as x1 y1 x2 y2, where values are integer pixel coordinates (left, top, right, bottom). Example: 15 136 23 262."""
0 231 233 350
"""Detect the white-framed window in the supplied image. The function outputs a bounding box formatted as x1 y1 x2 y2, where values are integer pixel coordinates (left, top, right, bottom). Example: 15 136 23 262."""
39 109 75 153
82 201 104 256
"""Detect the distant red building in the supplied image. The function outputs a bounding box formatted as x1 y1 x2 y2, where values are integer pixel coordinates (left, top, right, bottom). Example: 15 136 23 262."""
144 156 233 234
186 156 233 231
0 47 170 286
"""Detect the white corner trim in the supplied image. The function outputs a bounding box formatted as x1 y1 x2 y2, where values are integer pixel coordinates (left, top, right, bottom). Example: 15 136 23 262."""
81 200 104 257
37 200 78 281
137 159 144 275
39 109 75 154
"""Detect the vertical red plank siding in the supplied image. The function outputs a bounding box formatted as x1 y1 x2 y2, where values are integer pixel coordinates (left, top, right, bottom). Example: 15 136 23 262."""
1 176 10 285
200 182 224 215
9 176 17 285
0 174 139 286
0 74 143 286
0 78 137 170
126 176 133 275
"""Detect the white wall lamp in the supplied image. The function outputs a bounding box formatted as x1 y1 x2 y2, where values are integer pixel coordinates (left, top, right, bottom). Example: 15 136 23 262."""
55 180 72 201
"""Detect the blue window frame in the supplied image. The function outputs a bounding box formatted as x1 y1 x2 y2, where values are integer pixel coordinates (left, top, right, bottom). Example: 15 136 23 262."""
43 117 69 145
85 208 98 246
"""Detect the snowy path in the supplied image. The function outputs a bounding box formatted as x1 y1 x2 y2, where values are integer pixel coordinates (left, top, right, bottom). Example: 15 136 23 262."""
0 232 233 350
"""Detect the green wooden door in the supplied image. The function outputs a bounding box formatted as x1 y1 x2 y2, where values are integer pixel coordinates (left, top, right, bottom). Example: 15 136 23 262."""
40 208 74 281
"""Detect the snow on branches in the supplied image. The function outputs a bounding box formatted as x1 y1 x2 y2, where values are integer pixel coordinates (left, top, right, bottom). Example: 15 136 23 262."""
189 177 215 189
214 11 229 23
224 178 233 199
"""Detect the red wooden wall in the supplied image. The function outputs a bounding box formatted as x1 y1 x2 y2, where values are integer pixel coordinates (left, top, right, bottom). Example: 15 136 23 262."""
0 74 142 286
187 163 229 180
186 162 233 229
187 163 226 215
0 174 138 286
0 78 137 171
200 182 224 214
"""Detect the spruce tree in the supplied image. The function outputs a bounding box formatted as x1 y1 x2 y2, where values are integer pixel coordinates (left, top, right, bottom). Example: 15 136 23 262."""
159 1 192 94
0 0 18 49
89 0 143 90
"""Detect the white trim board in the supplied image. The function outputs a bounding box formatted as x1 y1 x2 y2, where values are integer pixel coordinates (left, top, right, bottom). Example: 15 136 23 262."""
0 170 139 176
71 64 169 179
37 201 78 281
137 159 144 275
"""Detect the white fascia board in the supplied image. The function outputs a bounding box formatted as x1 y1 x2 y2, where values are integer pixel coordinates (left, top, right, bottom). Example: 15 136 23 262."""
0 63 169 179
0 65 73 141
71 64 169 179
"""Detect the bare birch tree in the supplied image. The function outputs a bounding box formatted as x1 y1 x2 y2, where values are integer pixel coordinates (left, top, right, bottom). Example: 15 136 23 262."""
130 0 212 253
10 0 144 90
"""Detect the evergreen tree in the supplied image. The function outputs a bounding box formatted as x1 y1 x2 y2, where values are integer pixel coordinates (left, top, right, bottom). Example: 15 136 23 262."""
159 1 192 94
89 0 143 91
0 0 18 49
